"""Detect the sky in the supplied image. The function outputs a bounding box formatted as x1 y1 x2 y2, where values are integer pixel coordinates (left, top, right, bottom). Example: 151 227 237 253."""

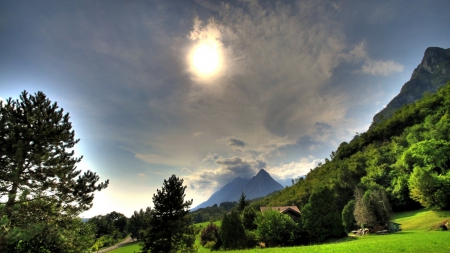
1 0 449 218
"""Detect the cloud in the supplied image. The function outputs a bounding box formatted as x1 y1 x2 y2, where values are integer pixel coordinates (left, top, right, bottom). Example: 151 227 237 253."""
192 0 221 12
362 60 405 76
185 156 265 195
219 136 246 151
202 153 222 164
184 0 350 137
343 41 404 76
268 157 324 180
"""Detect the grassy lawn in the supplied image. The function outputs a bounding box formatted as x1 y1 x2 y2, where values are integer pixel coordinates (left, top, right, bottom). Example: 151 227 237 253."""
110 210 450 253
107 241 141 253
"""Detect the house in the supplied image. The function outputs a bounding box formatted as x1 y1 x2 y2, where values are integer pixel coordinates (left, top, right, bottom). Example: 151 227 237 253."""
260 206 301 222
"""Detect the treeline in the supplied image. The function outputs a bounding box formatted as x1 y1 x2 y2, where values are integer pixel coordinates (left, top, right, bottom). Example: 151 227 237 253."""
190 202 237 223
87 211 129 251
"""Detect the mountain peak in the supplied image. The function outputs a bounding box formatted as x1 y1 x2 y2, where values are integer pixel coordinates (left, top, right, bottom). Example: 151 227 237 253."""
371 47 450 127
256 169 269 176
191 169 283 210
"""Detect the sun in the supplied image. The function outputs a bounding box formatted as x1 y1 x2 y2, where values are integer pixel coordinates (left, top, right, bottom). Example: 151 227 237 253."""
190 42 221 77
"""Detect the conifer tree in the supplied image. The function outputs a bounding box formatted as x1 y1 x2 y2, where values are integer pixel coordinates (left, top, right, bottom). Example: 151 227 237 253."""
142 174 196 253
238 191 250 212
0 91 109 251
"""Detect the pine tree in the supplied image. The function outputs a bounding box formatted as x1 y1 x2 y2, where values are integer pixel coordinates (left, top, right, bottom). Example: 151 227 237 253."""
238 191 250 212
142 175 196 253
0 91 108 251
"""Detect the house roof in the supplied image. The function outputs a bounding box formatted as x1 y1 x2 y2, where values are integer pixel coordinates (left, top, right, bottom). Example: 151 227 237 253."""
260 206 301 216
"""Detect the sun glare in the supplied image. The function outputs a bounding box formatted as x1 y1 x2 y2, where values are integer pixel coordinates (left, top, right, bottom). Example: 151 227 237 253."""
191 42 221 77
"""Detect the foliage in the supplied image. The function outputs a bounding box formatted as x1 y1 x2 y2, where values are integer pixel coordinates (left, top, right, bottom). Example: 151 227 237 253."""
242 206 257 230
142 175 196 253
200 221 220 247
255 209 300 247
88 211 128 239
6 215 95 253
301 186 345 243
220 211 246 250
238 191 250 212
129 207 152 241
353 185 392 227
190 201 237 223
408 167 450 210
91 235 116 251
246 81 450 246
0 91 108 252
341 199 356 233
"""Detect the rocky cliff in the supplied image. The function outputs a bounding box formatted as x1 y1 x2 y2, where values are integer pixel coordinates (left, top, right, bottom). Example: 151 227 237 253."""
372 47 450 126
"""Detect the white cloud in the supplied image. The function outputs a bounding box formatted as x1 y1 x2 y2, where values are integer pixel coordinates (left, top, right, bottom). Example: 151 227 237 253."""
343 41 404 76
362 60 405 76
268 157 324 180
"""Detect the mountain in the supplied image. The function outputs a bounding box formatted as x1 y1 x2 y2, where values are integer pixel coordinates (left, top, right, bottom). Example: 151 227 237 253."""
372 47 450 126
191 169 283 210
243 169 284 200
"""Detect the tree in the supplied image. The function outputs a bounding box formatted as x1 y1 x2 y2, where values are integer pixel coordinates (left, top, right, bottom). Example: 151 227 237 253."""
89 211 128 240
242 206 257 230
255 209 300 247
301 186 345 243
341 199 356 233
129 207 152 241
408 167 450 210
353 185 392 227
200 221 220 247
237 191 250 212
220 211 246 250
0 91 109 252
142 175 196 253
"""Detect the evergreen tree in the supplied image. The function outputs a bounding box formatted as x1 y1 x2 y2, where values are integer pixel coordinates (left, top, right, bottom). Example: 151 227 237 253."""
242 206 257 230
238 191 250 212
220 211 246 250
302 186 346 243
142 175 196 253
0 91 108 252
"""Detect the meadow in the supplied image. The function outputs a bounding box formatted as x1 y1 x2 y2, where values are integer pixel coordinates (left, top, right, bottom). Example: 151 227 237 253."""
110 209 450 253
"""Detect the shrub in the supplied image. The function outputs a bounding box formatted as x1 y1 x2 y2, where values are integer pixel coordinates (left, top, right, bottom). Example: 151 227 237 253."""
255 209 300 247
200 222 220 246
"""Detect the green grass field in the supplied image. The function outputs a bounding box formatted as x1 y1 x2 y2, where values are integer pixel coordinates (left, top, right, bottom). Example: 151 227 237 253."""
109 241 141 253
110 209 450 253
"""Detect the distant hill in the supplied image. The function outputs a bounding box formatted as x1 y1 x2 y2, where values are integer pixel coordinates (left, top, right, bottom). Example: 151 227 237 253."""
372 47 450 126
191 169 283 211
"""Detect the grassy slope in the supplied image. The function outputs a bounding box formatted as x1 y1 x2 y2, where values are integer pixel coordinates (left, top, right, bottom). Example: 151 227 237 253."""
110 209 450 253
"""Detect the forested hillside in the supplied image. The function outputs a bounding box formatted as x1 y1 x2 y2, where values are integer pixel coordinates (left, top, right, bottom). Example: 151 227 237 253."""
250 81 450 238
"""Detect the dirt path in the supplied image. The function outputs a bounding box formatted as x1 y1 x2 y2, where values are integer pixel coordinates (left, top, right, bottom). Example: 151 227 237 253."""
95 235 135 253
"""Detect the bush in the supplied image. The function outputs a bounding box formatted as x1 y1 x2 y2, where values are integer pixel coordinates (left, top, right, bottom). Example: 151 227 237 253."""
255 210 300 247
200 222 220 246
